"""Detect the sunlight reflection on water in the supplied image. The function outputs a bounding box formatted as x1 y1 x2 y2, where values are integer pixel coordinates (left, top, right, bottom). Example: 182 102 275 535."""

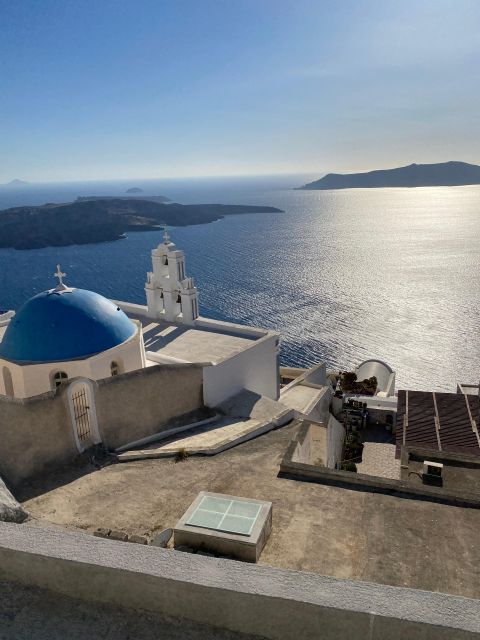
0 181 478 391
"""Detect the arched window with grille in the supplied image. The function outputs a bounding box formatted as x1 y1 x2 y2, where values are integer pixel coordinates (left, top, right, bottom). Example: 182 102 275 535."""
110 361 120 376
52 371 68 389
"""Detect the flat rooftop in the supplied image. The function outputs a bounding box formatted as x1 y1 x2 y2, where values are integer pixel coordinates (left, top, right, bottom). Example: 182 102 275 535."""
0 305 265 366
126 311 258 365
21 421 480 600
280 384 323 415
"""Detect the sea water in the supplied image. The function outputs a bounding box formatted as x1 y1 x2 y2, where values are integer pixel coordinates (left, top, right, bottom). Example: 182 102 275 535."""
0 175 478 391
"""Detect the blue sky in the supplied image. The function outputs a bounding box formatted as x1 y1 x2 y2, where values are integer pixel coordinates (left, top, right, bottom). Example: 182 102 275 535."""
1 0 479 182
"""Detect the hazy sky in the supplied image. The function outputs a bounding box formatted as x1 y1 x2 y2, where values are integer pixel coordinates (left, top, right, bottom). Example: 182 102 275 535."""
1 0 479 182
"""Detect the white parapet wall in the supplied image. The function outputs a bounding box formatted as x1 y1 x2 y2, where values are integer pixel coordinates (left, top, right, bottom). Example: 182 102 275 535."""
203 333 279 407
326 415 345 469
0 522 478 640
195 316 268 339
0 310 15 327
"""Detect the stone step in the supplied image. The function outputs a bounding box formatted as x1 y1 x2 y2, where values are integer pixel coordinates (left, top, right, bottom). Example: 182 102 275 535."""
117 415 277 461
117 391 294 462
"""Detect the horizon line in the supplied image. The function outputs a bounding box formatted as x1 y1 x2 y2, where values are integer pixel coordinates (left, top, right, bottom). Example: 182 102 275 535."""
2 159 479 187
0 170 322 187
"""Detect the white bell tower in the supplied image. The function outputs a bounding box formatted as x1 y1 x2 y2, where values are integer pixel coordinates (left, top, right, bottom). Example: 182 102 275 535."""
145 228 199 325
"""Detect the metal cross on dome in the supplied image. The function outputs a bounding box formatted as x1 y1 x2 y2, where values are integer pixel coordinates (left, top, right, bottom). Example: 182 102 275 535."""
53 264 67 287
163 225 171 243
53 264 67 290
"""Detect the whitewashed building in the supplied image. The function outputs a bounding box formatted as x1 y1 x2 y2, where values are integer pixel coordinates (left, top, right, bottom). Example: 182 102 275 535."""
0 231 280 407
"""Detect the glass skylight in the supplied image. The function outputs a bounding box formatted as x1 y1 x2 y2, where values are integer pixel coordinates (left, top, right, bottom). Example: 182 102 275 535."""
186 495 262 537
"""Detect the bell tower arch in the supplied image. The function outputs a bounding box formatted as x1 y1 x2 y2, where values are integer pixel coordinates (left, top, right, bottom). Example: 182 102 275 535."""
145 227 199 324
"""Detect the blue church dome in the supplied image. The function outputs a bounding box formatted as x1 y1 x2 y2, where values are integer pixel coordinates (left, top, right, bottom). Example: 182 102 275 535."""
0 288 136 364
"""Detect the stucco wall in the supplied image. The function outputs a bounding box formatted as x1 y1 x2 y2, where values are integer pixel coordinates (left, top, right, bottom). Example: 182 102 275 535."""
302 362 327 386
96 363 204 450
303 386 332 423
0 364 204 485
354 360 396 396
288 420 345 470
326 415 345 469
279 364 332 424
291 426 312 464
0 389 77 485
203 335 279 407
0 523 478 640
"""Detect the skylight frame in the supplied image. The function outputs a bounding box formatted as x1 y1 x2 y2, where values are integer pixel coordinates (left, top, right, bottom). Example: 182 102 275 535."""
185 495 262 537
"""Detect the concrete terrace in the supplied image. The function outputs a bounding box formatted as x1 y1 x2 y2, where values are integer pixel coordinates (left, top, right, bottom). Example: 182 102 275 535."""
120 304 263 365
279 383 323 415
356 443 401 479
22 420 480 600
357 425 401 480
117 391 293 460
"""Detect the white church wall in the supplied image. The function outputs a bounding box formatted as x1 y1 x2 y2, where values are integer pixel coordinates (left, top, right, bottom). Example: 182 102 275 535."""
86 323 145 382
0 367 10 396
0 362 28 398
0 323 145 399
203 334 279 407
18 359 92 398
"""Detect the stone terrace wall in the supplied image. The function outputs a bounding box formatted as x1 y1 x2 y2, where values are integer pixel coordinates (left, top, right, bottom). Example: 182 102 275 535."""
0 389 76 486
280 423 480 509
0 364 204 486
96 363 204 450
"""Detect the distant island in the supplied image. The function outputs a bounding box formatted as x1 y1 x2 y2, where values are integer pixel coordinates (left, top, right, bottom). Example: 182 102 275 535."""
2 179 29 187
0 197 282 250
299 161 480 190
77 194 171 203
126 187 143 193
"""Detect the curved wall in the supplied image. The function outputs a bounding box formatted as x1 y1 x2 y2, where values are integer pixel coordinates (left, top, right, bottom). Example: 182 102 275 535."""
355 359 395 395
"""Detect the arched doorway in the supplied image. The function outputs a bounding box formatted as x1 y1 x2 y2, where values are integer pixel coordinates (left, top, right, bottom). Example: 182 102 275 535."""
67 379 100 452
2 367 14 397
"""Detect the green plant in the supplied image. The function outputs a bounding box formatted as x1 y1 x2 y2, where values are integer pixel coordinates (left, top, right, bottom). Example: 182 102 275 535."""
346 432 360 446
342 373 378 396
340 371 357 392
361 375 377 394
343 434 364 463
341 461 357 473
